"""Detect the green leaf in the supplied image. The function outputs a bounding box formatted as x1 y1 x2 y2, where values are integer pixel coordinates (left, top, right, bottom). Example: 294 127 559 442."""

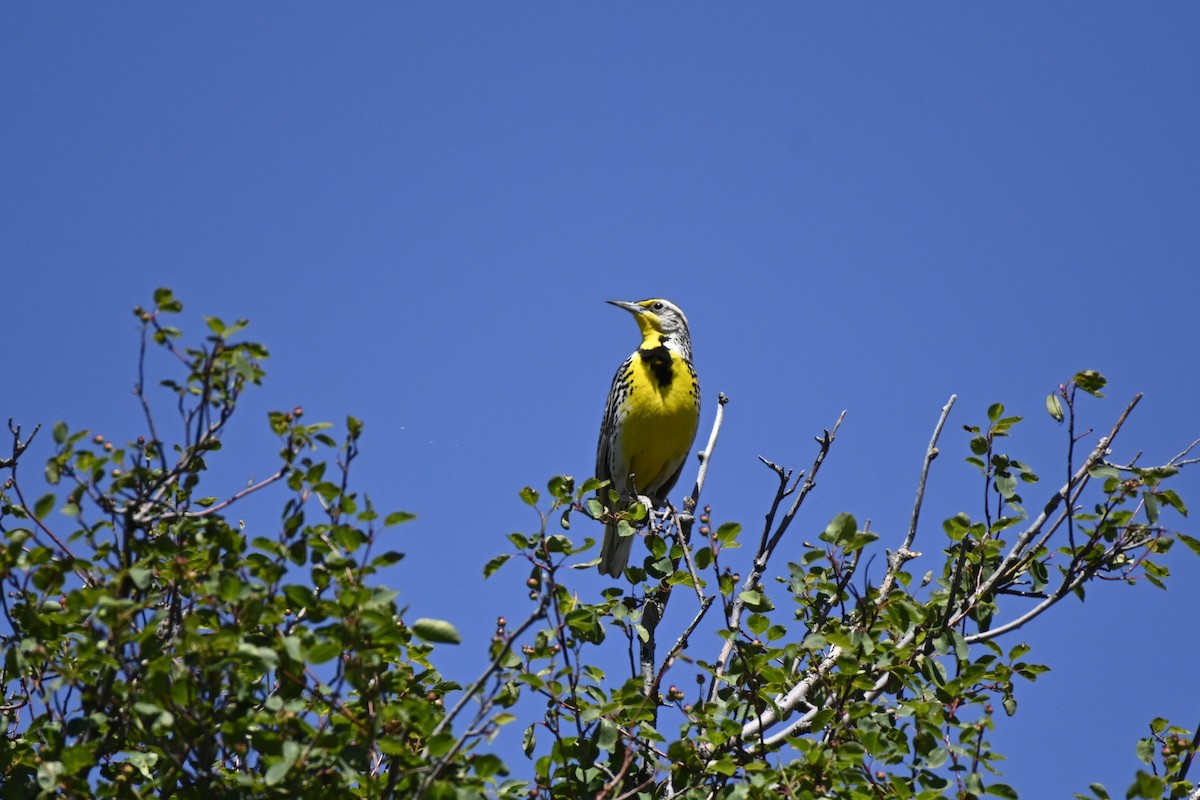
519 486 539 506
737 590 773 612
280 635 303 663
1073 370 1107 397
547 474 574 500
820 513 857 547
385 510 416 526
1177 533 1200 557
715 522 741 544
522 724 536 757
578 477 604 495
987 403 1004 422
52 421 69 444
264 741 300 785
372 550 404 567
128 567 153 590
1126 769 1163 798
412 618 461 645
309 640 342 664
37 761 65 791
153 287 183 312
426 732 456 758
943 513 971 541
1144 493 1159 524
1157 489 1187 516
59 745 94 774
986 783 1018 799
995 474 1017 499
802 633 828 650
483 554 511 578
1046 393 1065 423
709 758 738 777
597 719 618 752
472 753 506 780
33 493 55 518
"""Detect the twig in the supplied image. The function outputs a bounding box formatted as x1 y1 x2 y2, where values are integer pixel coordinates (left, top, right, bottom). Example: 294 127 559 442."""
961 567 1090 643
431 599 548 740
669 506 707 604
134 319 170 476
763 412 847 559
649 595 715 699
1 419 40 468
754 458 799 559
688 393 729 510
880 395 955 599
1168 438 1200 466
905 395 956 548
150 467 291 521
707 412 845 703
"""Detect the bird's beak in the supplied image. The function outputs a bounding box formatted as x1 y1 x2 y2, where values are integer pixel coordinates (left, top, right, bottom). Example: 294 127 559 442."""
607 300 645 316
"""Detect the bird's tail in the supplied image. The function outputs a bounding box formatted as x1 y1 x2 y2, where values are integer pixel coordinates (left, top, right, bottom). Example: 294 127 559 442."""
598 522 633 578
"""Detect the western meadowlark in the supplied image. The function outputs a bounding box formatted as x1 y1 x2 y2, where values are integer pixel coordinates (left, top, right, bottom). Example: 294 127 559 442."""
596 298 701 577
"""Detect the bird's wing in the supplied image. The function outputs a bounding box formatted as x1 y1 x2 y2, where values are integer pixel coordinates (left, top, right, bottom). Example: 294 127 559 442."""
595 356 630 489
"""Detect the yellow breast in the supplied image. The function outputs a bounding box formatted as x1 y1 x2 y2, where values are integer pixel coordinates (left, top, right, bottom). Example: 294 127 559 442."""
616 347 700 495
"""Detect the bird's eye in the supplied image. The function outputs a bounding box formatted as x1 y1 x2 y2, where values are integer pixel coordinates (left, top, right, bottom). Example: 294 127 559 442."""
652 301 664 311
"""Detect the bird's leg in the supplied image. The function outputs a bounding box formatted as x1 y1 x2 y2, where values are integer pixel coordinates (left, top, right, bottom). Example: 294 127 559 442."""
635 494 656 523
625 474 655 527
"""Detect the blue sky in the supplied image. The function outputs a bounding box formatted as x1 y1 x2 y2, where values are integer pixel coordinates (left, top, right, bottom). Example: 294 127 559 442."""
4 5 1199 795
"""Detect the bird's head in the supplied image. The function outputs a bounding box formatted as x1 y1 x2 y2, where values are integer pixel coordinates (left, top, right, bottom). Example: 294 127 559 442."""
608 298 693 358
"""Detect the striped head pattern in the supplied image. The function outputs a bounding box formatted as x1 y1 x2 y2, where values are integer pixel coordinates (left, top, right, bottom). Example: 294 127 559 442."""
607 298 694 362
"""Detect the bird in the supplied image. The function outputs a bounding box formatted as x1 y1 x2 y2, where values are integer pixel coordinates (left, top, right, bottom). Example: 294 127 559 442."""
595 298 701 578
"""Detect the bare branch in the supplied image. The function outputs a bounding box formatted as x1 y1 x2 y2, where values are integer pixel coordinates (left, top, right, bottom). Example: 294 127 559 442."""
668 506 707 605
707 411 845 704
1 419 41 468
134 319 170 476
686 392 729 512
649 595 715 699
764 412 847 559
906 395 956 549
1168 438 1200 468
879 395 956 599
